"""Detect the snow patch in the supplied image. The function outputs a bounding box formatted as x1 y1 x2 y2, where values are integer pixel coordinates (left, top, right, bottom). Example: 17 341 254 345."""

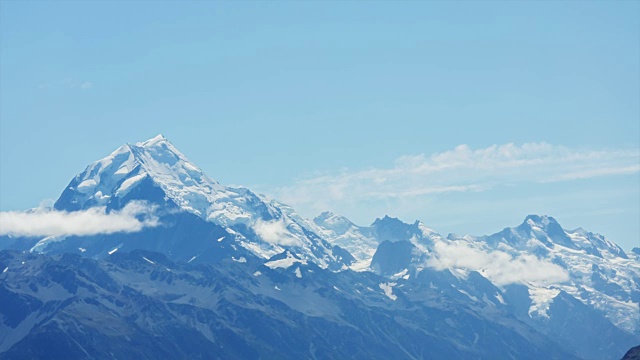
458 289 478 302
116 174 147 195
265 252 307 269
78 179 97 191
114 166 130 175
528 287 560 318
379 282 398 301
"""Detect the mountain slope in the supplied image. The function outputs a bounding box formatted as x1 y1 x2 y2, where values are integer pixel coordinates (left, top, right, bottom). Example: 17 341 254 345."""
0 249 578 360
46 135 351 270
361 215 640 359
2 135 638 359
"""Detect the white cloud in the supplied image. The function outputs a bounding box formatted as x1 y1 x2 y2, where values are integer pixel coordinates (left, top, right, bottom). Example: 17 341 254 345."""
253 219 302 247
427 240 570 286
272 143 639 216
0 201 159 237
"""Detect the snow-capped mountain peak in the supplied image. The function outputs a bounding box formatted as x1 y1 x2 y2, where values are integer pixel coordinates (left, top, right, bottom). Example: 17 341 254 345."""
53 135 351 270
313 211 357 235
135 133 168 147
55 135 223 215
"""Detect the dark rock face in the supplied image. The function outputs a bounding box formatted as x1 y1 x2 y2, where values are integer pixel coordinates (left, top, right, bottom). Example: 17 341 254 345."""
622 345 640 360
370 240 417 275
370 215 422 243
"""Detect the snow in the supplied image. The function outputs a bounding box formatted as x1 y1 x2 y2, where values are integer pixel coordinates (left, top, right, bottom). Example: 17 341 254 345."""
136 134 167 147
2 267 7 273
78 248 86 253
217 236 225 242
379 282 397 301
108 247 119 255
183 162 199 171
310 212 378 265
389 268 411 280
274 286 281 291
78 179 97 189
94 191 109 200
142 257 155 265
528 287 560 318
265 252 307 269
349 260 373 272
232 257 247 263
458 289 478 302
116 174 147 194
294 267 302 278
30 235 67 253
114 166 130 175
187 256 197 263
253 271 262 277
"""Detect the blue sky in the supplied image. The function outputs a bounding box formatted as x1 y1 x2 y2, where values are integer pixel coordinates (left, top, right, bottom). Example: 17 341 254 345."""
1 1 639 249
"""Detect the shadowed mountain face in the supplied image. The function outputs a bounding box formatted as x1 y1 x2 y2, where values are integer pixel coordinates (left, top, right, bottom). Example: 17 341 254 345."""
622 345 640 360
0 250 577 360
1 135 639 359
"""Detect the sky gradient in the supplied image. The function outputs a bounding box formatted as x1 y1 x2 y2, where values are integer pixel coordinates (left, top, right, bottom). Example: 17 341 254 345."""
1 1 639 249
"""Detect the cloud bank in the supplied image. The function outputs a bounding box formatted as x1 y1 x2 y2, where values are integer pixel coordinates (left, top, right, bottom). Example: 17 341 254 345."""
0 201 159 237
273 142 639 215
427 240 570 286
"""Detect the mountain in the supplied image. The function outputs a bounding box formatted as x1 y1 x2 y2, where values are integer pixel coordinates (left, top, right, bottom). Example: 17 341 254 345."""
361 214 640 360
308 213 440 270
0 249 578 360
308 211 378 270
2 134 639 359
17 135 351 271
478 215 639 336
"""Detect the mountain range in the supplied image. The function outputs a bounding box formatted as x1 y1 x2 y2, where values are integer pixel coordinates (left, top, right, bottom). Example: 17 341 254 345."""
1 135 638 359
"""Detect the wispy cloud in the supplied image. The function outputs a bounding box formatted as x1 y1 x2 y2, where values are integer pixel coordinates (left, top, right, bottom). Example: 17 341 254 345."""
37 78 93 90
272 143 639 215
0 201 159 237
427 240 570 286
253 219 302 247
